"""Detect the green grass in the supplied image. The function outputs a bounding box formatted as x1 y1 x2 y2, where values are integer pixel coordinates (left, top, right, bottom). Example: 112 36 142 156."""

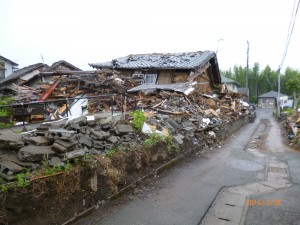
283 107 294 115
15 170 30 188
144 133 174 154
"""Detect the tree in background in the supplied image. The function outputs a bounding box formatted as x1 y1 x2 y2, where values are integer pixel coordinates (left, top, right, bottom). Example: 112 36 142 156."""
222 68 234 79
221 64 300 108
282 67 300 110
221 65 246 86
233 65 247 87
249 63 260 103
221 64 279 103
258 65 278 95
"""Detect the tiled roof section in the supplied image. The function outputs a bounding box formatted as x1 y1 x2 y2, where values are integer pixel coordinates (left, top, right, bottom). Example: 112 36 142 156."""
0 63 47 85
89 51 216 70
221 76 241 86
46 60 82 72
0 55 19 66
258 91 287 98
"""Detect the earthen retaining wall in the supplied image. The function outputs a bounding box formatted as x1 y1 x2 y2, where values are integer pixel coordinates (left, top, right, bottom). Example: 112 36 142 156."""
0 116 249 225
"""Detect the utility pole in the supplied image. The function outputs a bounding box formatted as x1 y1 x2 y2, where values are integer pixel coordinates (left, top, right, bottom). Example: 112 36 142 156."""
216 38 223 54
246 41 249 89
277 67 281 118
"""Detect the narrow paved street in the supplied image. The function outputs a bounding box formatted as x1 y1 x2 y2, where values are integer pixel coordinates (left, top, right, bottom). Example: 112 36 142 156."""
74 109 300 225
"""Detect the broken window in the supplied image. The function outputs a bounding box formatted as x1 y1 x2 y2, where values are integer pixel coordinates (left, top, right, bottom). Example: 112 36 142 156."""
132 72 144 85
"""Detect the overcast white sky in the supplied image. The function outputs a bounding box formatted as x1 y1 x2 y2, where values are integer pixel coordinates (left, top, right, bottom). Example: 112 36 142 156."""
0 0 299 72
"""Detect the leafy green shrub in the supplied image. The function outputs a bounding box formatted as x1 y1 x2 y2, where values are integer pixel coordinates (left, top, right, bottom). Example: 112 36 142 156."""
0 184 7 193
283 107 294 115
0 97 13 116
105 147 121 157
44 165 63 175
0 97 13 106
0 121 14 129
15 171 30 188
0 97 14 128
130 109 146 131
249 96 258 104
144 133 174 153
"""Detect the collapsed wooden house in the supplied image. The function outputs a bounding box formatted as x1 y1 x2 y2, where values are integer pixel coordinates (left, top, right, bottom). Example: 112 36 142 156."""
0 61 82 123
89 51 221 93
0 60 81 89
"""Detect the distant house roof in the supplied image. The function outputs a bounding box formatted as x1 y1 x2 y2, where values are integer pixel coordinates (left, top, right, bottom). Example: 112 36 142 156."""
237 87 249 96
0 55 18 66
47 60 81 72
0 63 47 86
221 76 241 86
89 51 217 70
258 91 287 98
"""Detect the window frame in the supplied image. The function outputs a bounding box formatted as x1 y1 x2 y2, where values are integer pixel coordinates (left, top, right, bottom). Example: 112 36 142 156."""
144 74 157 84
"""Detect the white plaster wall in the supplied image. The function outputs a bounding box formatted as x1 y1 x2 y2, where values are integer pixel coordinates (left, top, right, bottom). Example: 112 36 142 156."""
4 61 14 77
21 70 40 81
225 83 237 93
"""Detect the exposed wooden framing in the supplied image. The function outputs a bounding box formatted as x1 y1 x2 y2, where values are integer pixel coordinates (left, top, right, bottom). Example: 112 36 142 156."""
187 62 210 82
172 73 188 83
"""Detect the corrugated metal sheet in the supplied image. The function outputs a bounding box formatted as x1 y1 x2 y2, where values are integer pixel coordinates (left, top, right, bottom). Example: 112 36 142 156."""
128 82 199 95
90 51 216 70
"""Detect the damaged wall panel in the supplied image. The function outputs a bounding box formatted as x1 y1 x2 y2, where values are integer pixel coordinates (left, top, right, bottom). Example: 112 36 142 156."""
172 72 189 83
156 70 173 84
193 70 213 93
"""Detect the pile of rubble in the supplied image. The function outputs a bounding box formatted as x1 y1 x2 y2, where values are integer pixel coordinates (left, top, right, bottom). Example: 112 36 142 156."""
0 69 253 182
10 70 138 112
1 71 141 123
0 83 250 182
5 71 249 125
281 113 300 148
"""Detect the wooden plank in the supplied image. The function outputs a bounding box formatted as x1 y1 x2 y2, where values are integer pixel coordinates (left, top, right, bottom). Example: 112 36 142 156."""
172 73 188 83
157 70 173 84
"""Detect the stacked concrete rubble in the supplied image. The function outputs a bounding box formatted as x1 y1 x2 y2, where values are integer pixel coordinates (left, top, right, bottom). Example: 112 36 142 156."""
0 116 140 181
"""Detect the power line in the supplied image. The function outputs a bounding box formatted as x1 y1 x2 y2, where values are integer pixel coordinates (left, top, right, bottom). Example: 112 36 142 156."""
280 0 300 70
282 0 297 61
246 41 249 89
277 0 300 116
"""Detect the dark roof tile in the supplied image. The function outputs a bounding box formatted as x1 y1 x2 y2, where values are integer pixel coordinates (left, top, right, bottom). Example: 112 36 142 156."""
46 60 81 72
0 63 46 85
89 51 216 70
0 55 18 66
258 91 287 98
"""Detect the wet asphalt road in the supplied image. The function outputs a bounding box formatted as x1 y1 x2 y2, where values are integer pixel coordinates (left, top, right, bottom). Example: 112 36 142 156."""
74 109 300 225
